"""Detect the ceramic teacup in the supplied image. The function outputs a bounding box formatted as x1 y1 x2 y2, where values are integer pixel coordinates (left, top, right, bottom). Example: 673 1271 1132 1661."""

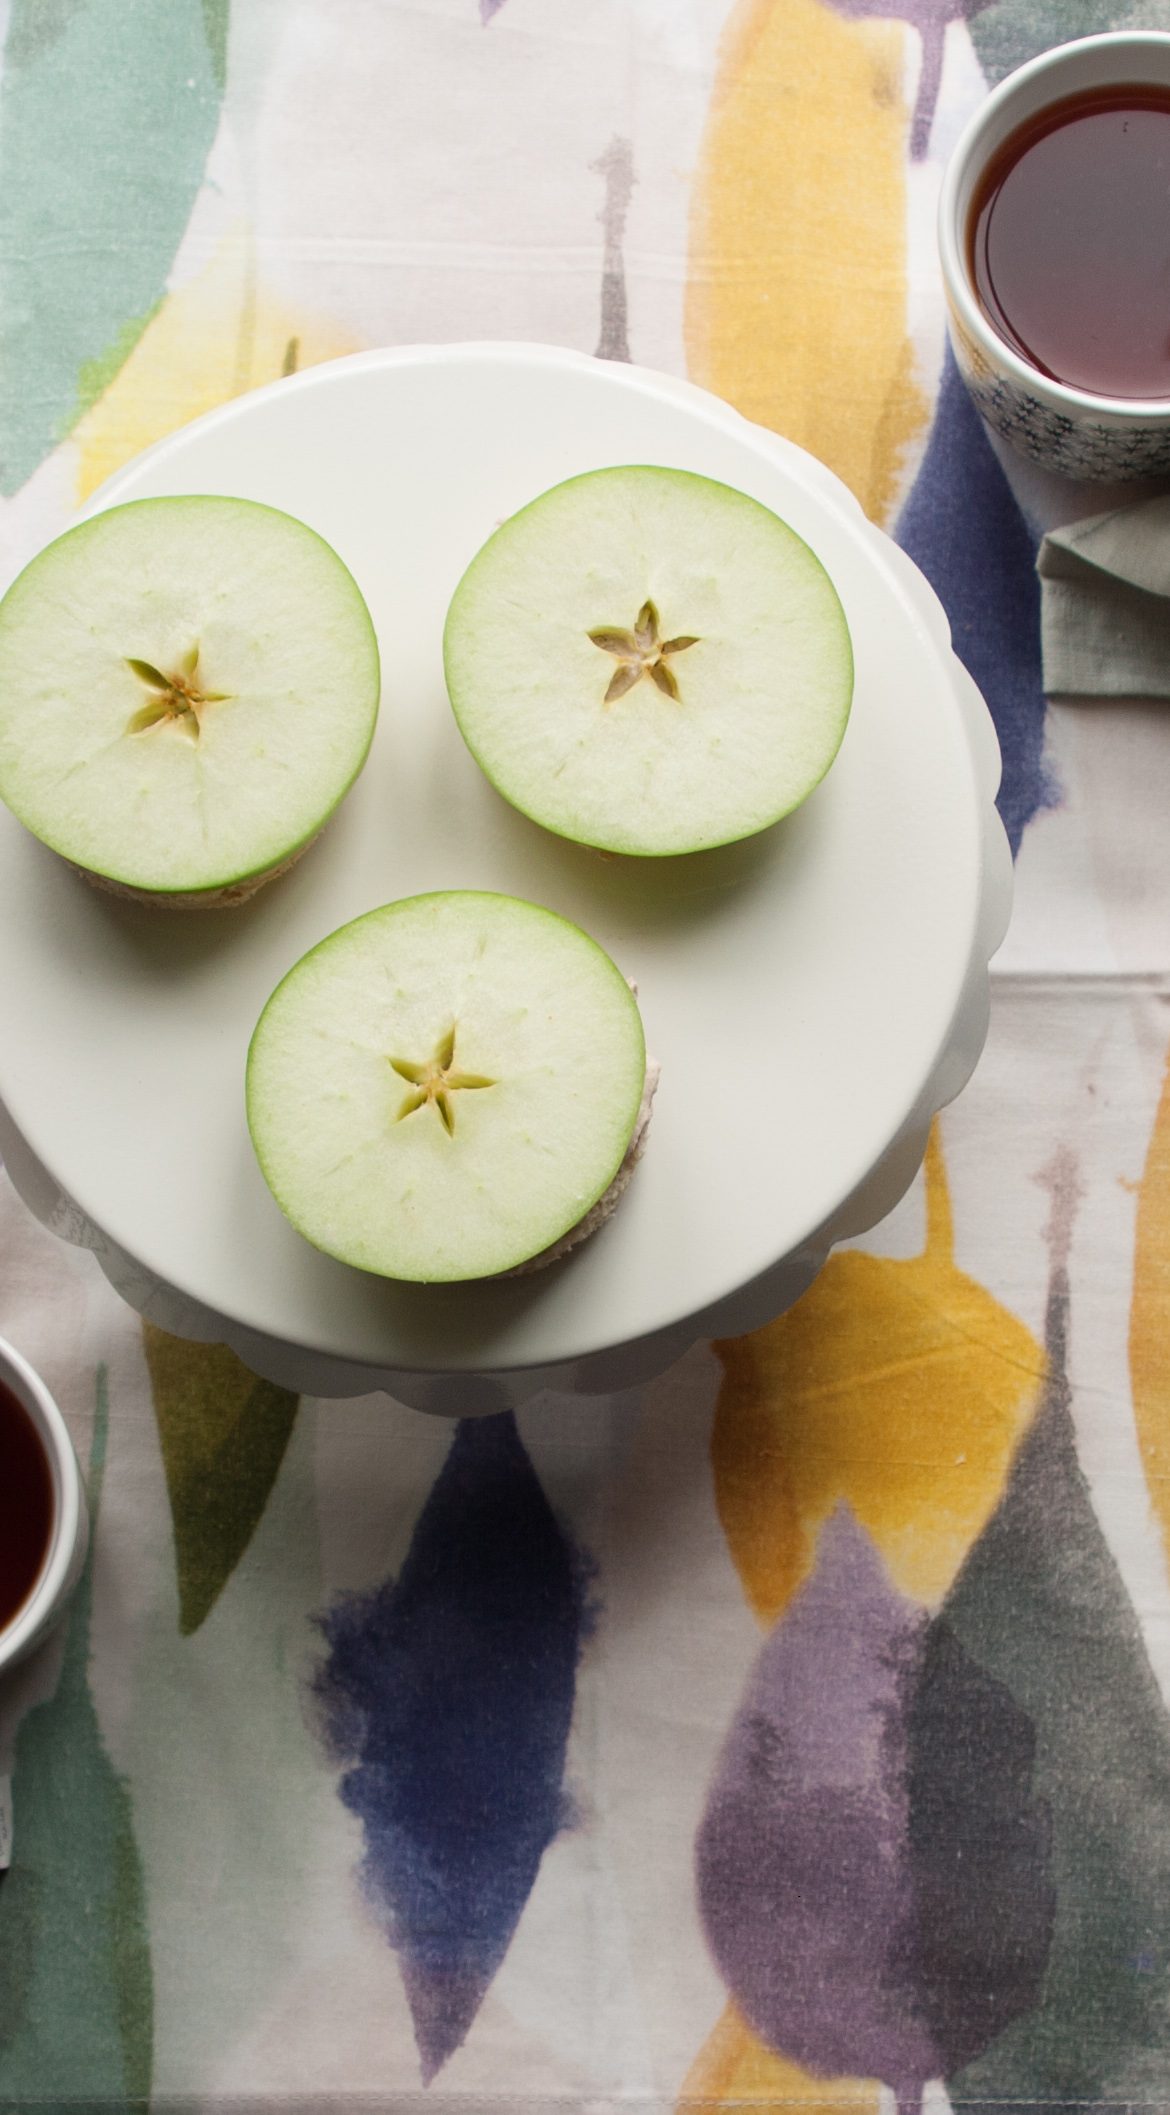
939 31 1170 481
0 1337 88 1677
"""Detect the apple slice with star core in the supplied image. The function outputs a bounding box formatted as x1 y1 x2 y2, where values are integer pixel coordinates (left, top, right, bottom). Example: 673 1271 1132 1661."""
442 464 854 856
246 891 652 1282
0 495 380 904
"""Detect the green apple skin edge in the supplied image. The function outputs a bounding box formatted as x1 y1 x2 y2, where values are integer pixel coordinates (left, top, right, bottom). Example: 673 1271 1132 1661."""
0 496 381 904
442 464 854 857
246 892 652 1283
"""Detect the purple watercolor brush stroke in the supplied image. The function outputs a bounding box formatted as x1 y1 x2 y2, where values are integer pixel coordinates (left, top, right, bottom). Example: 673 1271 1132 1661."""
698 1507 938 2107
313 1414 591 2082
896 344 1056 855
825 0 994 159
697 1504 1052 2111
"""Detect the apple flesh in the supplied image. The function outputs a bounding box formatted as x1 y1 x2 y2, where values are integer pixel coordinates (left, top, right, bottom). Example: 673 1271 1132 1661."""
246 891 651 1282
0 496 380 903
503 1051 660 1275
443 464 854 856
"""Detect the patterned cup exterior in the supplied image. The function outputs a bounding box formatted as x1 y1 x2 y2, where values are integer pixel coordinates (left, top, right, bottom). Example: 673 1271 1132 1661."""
946 305 1170 483
0 1339 88 1674
940 32 1170 483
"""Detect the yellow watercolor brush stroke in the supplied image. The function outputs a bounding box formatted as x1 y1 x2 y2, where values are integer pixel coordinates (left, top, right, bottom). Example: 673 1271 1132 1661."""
75 228 359 501
1131 1047 1170 1560
679 2000 880 2113
713 1127 1046 1623
686 0 930 526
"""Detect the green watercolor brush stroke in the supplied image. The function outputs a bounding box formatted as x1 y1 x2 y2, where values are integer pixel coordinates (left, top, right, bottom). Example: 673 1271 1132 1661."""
946 1293 1170 2105
0 0 229 495
202 0 229 92
0 1368 153 2109
143 1325 300 1636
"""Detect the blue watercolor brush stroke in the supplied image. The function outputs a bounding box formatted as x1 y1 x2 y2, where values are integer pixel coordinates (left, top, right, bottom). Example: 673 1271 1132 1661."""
314 1413 590 2082
0 0 227 494
896 345 1057 856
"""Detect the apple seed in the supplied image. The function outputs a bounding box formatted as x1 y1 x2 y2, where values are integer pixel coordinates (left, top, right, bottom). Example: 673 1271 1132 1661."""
587 598 699 707
389 1023 495 1136
124 642 231 739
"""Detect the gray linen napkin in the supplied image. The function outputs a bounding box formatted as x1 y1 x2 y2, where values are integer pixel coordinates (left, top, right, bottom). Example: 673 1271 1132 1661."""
1037 494 1170 697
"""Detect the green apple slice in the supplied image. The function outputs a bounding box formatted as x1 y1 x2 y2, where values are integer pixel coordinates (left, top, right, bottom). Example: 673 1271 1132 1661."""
443 464 854 856
0 495 380 903
246 891 650 1282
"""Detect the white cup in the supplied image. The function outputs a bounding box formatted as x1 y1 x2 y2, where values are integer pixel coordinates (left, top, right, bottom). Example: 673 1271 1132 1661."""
939 32 1170 481
0 1337 88 1676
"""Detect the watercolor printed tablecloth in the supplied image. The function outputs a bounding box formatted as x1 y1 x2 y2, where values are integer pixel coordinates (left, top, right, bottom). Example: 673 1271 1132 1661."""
2 2 1170 2109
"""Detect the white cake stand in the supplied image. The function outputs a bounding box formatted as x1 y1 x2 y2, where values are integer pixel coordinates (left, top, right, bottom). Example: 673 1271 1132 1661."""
0 346 1009 1415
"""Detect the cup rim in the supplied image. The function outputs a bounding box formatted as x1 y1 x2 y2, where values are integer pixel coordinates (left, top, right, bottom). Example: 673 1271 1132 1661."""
0 1335 84 1670
938 29 1170 419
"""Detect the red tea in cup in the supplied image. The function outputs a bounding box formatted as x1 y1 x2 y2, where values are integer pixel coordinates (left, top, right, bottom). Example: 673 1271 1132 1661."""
0 1372 54 1633
968 84 1170 400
